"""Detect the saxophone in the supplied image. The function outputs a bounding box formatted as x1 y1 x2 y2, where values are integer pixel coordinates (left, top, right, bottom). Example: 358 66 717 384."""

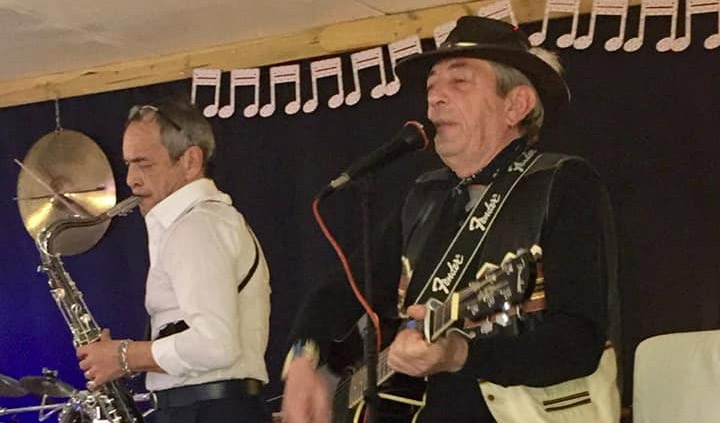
35 196 145 423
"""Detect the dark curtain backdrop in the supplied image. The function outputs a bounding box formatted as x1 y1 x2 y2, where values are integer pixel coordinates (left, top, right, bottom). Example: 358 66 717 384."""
1 11 719 420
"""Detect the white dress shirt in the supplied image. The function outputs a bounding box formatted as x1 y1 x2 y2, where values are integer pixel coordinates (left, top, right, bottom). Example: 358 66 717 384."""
144 178 270 391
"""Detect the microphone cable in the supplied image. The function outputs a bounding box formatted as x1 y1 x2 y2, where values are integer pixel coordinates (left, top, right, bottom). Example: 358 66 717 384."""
311 197 382 354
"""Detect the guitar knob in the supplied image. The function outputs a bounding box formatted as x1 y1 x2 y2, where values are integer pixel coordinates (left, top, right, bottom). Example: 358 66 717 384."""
495 313 510 327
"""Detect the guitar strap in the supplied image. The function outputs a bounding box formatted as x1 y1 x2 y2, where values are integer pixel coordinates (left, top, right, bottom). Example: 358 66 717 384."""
412 148 542 306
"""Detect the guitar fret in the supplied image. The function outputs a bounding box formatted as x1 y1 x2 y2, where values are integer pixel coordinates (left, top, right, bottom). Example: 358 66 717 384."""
443 302 452 322
439 303 450 331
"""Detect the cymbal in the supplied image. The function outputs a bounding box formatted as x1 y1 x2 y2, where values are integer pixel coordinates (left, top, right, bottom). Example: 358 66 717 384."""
19 375 75 398
0 374 27 397
16 129 116 255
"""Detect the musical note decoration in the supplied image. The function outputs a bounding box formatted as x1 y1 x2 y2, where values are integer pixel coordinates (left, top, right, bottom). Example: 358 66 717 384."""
673 0 720 51
529 0 582 48
386 36 423 97
303 58 345 113
190 69 222 118
191 0 717 120
345 47 389 106
218 68 261 119
477 0 518 25
624 0 679 52
573 0 629 51
260 64 302 118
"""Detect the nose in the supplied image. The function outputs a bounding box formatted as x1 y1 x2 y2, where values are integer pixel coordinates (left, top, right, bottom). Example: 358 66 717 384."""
426 83 446 114
126 164 141 190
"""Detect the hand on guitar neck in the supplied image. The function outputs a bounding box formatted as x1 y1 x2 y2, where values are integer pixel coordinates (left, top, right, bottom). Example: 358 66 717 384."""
387 305 469 377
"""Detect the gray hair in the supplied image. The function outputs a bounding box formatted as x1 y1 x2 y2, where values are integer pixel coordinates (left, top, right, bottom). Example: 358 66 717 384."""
126 98 215 169
489 47 563 143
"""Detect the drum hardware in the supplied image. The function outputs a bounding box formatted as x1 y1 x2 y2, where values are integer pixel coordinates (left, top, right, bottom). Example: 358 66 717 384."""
0 400 65 421
0 374 27 398
0 390 99 422
0 389 157 422
19 369 75 398
0 370 74 421
15 128 117 256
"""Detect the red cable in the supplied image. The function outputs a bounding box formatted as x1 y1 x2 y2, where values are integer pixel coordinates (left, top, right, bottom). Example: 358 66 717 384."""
312 197 382 353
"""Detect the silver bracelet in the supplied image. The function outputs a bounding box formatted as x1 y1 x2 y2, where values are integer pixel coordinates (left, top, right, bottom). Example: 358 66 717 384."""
118 339 133 376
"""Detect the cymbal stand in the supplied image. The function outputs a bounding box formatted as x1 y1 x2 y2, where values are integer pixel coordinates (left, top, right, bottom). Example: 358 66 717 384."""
0 402 64 421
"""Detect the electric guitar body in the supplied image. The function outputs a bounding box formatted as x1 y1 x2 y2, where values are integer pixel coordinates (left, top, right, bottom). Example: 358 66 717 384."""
331 246 544 423
332 372 425 423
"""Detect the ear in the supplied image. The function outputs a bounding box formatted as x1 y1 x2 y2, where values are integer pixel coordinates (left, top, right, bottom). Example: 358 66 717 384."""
180 146 205 180
504 85 537 127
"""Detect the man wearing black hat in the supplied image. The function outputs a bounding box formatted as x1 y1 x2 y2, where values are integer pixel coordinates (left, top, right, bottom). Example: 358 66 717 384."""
282 16 620 423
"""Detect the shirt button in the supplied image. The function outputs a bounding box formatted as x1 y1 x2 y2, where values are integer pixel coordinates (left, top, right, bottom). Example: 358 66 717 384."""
487 394 495 401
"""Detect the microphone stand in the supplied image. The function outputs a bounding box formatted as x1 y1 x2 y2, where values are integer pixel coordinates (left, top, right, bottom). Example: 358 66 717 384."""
358 174 378 423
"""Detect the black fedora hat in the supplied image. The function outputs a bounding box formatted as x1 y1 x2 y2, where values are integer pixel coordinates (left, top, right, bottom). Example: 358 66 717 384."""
396 16 570 122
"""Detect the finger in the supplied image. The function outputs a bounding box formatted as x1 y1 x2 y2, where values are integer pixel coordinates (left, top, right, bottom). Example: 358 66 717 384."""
78 359 91 371
406 304 427 320
94 375 107 387
86 380 96 391
396 327 425 345
76 346 88 359
100 328 111 341
84 370 93 380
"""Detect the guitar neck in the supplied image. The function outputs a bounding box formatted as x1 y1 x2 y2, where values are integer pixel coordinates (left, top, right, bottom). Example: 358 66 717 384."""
346 300 456 409
347 348 395 408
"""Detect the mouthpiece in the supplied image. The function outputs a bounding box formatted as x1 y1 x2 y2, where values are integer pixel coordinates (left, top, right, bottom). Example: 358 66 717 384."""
104 196 141 218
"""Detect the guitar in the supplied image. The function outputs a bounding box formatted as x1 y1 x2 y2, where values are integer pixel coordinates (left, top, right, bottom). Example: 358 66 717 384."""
332 245 544 423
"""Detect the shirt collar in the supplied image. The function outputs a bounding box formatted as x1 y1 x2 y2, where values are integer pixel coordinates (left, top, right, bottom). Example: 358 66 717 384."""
453 137 529 188
145 178 230 229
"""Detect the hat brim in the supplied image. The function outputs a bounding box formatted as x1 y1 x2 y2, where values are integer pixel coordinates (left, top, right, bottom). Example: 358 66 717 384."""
395 46 570 123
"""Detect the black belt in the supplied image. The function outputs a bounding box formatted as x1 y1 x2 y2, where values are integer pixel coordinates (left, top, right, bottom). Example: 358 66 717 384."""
154 379 264 409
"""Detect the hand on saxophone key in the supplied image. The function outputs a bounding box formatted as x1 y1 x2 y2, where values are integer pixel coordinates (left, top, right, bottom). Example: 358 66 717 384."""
77 328 125 389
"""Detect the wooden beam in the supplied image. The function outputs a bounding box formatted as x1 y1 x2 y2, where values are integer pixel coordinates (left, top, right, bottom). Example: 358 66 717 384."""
0 0 640 108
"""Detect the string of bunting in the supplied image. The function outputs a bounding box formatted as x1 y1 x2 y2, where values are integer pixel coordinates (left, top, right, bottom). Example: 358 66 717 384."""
191 0 720 119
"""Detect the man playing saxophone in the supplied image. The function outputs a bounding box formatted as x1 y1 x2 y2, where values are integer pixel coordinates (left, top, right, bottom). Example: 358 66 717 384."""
76 98 272 423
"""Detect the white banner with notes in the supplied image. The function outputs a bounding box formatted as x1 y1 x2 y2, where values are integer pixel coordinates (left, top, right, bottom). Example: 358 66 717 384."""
192 0 720 120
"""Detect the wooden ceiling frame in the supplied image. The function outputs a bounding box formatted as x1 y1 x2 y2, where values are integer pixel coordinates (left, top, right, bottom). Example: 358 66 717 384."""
0 0 640 108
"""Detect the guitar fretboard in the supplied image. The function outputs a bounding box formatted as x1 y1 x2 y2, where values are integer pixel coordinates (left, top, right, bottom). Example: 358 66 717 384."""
348 348 392 408
346 288 470 408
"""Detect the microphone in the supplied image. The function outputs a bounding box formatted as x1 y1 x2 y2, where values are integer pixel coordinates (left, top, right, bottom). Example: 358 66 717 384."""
318 120 435 198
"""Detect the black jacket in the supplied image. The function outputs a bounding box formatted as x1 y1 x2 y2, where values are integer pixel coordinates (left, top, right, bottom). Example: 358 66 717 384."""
289 145 618 423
